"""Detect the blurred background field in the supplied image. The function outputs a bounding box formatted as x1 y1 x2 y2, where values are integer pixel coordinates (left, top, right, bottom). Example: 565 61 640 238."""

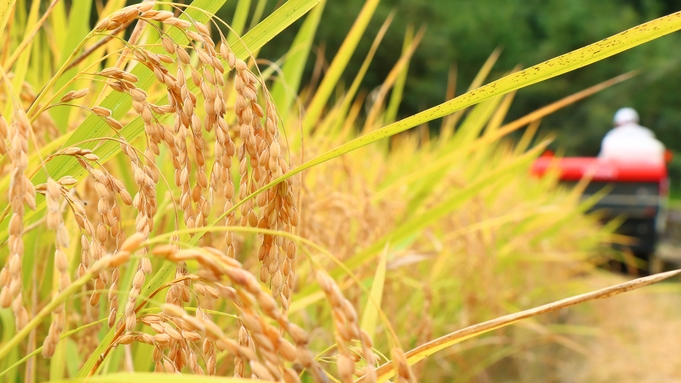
565 274 681 383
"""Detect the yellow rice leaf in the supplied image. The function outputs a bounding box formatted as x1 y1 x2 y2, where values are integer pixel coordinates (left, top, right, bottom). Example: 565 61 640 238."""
368 269 681 382
360 245 388 340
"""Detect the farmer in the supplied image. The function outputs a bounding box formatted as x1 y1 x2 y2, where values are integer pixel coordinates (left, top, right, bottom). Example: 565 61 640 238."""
599 107 665 164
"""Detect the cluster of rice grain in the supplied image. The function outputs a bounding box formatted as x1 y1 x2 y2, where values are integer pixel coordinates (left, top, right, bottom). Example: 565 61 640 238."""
40 178 70 357
0 2 380 382
316 271 379 382
0 110 34 331
144 243 330 381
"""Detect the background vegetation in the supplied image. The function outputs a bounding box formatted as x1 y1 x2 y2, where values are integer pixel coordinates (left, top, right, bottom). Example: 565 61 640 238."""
220 0 681 186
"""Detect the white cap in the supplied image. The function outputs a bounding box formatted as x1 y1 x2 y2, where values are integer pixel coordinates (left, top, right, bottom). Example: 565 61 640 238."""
614 107 639 126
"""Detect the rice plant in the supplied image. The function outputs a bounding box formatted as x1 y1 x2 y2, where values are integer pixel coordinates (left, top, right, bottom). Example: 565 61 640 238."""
0 1 680 382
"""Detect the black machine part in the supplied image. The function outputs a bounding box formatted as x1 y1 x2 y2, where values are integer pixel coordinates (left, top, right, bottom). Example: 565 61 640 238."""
563 181 665 256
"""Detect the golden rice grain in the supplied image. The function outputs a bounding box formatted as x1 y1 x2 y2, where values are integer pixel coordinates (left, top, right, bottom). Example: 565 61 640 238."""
0 2 315 377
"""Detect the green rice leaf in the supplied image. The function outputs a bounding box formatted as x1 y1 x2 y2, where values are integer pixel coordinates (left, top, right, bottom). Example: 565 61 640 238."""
0 309 18 383
302 0 381 134
227 0 251 45
270 0 326 122
384 25 413 124
48 0 67 65
3 0 39 118
51 0 93 130
0 0 15 33
248 0 269 30
360 245 387 340
318 11 394 137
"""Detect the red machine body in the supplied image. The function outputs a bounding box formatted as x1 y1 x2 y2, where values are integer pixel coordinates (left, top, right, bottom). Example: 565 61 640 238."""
532 157 667 183
532 155 669 259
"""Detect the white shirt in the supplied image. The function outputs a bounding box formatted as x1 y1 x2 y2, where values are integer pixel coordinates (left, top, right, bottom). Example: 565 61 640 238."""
599 123 665 164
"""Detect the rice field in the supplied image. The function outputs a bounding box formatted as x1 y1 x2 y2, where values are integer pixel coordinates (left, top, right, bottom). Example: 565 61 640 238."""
1 1 681 382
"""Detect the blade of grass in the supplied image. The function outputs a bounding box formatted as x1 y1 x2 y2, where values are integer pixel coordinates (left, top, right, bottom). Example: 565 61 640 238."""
317 12 394 138
514 119 541 154
58 0 93 64
47 0 67 65
374 71 637 201
65 340 81 377
441 48 502 136
0 0 15 34
384 25 413 124
228 0 320 63
227 0 251 46
0 308 19 383
129 342 153 375
50 0 93 130
484 90 516 135
442 93 505 154
248 0 269 30
439 64 457 132
469 48 503 92
2 0 39 118
49 329 68 380
366 269 681 382
270 0 326 122
362 26 424 132
2 0 59 73
32 23 51 88
360 245 388 340
302 0 381 134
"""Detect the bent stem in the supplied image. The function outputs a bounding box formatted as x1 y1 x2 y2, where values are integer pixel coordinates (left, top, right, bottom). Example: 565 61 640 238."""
366 269 681 382
87 276 192 376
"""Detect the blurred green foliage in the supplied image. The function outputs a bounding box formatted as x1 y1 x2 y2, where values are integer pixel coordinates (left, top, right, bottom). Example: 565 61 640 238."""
218 0 681 183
